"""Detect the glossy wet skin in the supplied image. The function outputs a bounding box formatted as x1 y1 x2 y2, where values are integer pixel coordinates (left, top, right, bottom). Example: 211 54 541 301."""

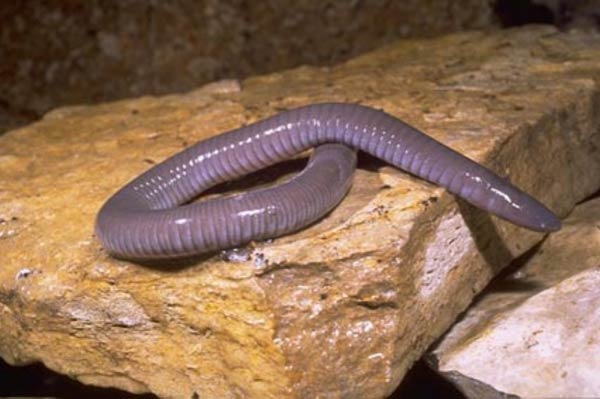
95 103 560 260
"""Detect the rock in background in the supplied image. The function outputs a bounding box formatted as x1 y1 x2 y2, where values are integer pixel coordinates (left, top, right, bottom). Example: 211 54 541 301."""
0 0 498 134
1 25 599 398
430 196 600 398
5 0 598 135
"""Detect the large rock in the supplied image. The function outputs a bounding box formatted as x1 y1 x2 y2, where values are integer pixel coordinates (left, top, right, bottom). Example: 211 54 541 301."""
429 197 600 398
1 26 599 398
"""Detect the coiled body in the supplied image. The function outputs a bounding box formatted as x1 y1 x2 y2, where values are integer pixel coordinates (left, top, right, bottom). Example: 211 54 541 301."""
96 103 560 260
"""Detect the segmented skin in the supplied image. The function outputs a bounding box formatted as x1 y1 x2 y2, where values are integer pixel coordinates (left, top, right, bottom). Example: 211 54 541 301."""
96 103 560 260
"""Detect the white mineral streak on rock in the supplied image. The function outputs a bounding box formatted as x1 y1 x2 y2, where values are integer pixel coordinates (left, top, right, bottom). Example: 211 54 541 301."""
420 211 473 298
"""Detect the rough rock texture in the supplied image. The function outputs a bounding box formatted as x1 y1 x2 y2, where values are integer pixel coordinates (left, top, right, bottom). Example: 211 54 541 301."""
430 197 600 398
1 26 599 399
0 0 496 133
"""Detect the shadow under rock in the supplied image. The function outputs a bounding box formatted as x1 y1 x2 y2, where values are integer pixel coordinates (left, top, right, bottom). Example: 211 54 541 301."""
390 359 466 399
0 356 465 399
0 358 157 399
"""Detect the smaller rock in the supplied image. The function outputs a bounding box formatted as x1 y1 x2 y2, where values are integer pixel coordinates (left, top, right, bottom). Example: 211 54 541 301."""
429 197 600 398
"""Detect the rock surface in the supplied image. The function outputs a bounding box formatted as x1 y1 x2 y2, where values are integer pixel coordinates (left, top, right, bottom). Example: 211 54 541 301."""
0 26 599 399
430 197 600 398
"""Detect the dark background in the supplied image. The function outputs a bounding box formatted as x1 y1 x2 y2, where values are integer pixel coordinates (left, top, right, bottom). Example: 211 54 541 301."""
2 0 597 135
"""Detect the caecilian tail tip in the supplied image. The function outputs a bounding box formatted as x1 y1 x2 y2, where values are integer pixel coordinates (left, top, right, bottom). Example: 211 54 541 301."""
527 204 562 233
538 213 562 232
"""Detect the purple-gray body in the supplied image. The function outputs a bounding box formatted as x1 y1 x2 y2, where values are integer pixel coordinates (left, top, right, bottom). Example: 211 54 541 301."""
96 103 560 260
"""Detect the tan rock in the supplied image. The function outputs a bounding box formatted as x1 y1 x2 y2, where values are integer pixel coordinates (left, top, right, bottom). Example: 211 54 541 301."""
429 197 600 398
1 26 599 399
